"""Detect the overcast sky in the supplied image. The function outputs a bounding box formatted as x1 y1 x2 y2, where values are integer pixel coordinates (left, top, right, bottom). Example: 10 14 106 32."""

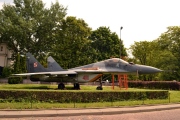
1 0 180 48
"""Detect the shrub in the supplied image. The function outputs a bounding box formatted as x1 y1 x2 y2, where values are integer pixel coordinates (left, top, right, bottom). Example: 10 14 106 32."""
2 67 12 78
128 81 180 90
8 77 23 84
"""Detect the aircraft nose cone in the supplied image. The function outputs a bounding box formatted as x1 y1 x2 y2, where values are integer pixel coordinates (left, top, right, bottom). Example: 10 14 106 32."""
138 65 163 74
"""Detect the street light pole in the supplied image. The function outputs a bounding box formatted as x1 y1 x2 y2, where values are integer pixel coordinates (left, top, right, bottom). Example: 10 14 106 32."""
120 26 123 58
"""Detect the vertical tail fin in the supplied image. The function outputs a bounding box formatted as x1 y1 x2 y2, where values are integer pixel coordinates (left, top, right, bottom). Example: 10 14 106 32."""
26 53 48 73
47 56 64 71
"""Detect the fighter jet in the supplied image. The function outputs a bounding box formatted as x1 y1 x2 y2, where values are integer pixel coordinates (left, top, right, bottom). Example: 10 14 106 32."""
13 53 162 90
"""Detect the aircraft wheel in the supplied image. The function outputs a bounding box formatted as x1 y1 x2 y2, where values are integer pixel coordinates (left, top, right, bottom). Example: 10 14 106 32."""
96 86 103 90
58 83 65 90
74 83 80 90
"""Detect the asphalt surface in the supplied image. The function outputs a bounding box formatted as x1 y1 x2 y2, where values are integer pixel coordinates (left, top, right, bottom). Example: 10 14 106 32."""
0 103 180 119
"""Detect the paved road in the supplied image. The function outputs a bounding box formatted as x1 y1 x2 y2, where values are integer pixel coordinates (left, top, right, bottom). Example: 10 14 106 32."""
3 108 180 120
0 104 180 120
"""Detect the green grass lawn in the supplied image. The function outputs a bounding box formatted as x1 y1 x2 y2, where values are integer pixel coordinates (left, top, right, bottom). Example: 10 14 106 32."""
0 84 168 91
0 84 179 109
0 83 139 91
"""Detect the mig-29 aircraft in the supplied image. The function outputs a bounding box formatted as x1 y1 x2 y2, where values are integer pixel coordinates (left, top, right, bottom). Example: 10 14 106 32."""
13 53 162 90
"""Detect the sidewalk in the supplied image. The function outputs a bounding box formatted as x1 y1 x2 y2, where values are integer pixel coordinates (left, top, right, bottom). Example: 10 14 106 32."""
0 103 180 118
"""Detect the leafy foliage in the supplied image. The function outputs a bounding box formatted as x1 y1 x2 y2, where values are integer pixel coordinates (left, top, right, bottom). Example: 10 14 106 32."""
8 77 23 84
129 41 161 80
0 0 128 71
156 26 180 80
49 16 92 68
1 67 12 78
13 53 21 74
13 53 26 74
89 26 127 61
0 0 67 61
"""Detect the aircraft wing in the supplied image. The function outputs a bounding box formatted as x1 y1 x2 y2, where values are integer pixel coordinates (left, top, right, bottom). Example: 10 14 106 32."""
52 68 129 74
12 71 77 76
74 68 129 74
12 68 132 76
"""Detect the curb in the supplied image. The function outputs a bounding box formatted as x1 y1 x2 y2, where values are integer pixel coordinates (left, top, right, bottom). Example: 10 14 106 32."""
0 104 180 118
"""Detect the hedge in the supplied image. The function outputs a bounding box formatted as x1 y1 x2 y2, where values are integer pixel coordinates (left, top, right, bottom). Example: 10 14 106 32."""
128 81 180 90
0 90 168 103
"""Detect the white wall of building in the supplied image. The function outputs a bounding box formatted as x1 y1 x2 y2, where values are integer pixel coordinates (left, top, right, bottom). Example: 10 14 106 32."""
0 43 12 67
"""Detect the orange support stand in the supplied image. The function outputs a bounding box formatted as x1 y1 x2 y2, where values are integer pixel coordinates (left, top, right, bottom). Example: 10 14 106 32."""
124 74 128 90
112 74 114 90
118 74 128 90
118 74 122 89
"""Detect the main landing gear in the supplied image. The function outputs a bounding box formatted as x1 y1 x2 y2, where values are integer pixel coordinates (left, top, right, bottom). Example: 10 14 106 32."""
58 83 65 90
74 83 80 90
96 76 103 90
96 86 103 90
57 83 80 90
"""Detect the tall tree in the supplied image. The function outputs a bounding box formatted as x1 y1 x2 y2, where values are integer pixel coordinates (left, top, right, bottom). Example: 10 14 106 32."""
130 41 150 65
129 41 161 80
156 26 180 80
0 0 67 60
20 55 27 73
89 26 127 61
50 16 92 68
13 53 21 74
